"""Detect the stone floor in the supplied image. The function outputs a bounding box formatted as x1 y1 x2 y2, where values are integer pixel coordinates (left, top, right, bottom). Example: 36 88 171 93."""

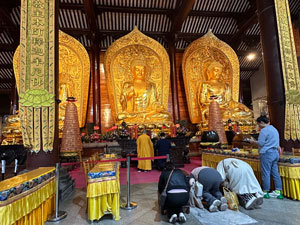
46 183 300 225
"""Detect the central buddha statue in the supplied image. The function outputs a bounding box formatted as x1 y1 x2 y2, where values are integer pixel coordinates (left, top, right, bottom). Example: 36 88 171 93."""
104 27 172 125
117 58 171 123
199 61 253 121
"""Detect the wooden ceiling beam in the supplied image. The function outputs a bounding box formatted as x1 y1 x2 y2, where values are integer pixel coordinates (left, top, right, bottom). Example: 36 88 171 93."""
0 8 19 44
240 67 259 72
0 64 13 69
189 10 241 19
96 6 173 16
0 44 18 51
0 78 14 83
229 0 258 50
59 3 84 10
171 0 196 34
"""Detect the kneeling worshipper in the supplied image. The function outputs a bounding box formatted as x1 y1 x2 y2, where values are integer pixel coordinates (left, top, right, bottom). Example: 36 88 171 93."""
216 158 264 209
137 130 154 172
158 162 191 224
191 167 228 212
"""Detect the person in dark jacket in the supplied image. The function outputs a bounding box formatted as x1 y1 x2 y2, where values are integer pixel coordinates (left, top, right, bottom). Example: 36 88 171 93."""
155 132 172 170
158 162 191 224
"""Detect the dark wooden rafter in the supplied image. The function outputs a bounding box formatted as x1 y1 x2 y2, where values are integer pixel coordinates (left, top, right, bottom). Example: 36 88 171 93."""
0 78 14 83
0 43 18 51
83 0 101 128
60 3 244 19
83 0 98 41
229 0 258 50
170 0 196 35
0 7 20 45
0 64 14 69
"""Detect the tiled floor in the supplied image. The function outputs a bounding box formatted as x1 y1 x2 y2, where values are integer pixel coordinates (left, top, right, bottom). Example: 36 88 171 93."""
46 183 300 225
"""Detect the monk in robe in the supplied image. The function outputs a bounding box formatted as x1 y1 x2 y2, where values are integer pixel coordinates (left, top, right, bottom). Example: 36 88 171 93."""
137 130 154 172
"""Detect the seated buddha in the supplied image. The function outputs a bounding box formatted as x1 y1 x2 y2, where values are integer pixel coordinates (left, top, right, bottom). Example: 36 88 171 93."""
58 83 70 132
198 61 253 122
117 59 171 123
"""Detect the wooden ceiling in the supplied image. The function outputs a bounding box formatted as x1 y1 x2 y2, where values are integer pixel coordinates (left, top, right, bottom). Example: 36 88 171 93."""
0 0 300 92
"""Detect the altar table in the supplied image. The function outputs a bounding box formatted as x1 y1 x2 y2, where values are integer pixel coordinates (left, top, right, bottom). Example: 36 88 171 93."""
202 151 300 200
0 167 56 225
86 161 120 221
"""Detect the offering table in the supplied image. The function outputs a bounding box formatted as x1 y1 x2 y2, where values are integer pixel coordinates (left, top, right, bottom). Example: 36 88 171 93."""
202 150 300 200
0 167 56 225
86 161 120 221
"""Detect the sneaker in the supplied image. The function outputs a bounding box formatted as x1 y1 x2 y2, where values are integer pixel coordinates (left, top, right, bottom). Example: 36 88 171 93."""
138 170 142 173
219 197 228 211
254 193 263 206
263 192 270 199
178 212 186 223
169 214 177 224
220 197 227 204
209 199 221 212
269 190 284 199
219 203 228 211
245 196 258 209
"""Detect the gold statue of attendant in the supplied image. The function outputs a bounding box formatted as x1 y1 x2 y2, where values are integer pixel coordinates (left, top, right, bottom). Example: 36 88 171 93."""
199 61 253 121
117 59 171 123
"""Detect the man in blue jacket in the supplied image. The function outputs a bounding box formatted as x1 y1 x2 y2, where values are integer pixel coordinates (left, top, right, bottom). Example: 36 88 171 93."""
250 115 283 199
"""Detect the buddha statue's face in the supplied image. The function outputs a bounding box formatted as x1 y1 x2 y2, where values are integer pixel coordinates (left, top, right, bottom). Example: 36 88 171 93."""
208 66 222 80
132 65 146 81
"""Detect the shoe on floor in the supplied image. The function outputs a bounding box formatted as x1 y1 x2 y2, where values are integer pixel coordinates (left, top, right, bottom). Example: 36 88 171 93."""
178 212 186 223
245 196 258 209
269 190 283 199
220 197 227 204
209 199 221 212
219 203 228 211
137 170 142 173
169 214 177 224
254 193 264 206
209 204 218 212
263 192 270 199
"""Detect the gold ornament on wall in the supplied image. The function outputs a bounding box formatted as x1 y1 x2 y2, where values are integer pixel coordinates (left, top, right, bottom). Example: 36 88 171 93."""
182 30 252 124
104 27 172 124
13 30 90 134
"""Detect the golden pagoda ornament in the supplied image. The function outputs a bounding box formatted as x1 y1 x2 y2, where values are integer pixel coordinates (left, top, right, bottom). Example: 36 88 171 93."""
208 96 227 144
60 97 82 156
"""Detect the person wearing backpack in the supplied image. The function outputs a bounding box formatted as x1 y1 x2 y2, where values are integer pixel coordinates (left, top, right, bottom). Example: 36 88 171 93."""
158 162 191 224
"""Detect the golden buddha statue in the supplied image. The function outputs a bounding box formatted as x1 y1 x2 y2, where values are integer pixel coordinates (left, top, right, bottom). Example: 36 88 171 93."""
1 112 23 145
182 30 254 127
199 61 253 121
117 58 171 123
104 27 172 125
58 83 70 133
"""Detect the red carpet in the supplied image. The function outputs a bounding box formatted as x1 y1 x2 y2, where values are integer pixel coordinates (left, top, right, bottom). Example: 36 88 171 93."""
68 157 202 189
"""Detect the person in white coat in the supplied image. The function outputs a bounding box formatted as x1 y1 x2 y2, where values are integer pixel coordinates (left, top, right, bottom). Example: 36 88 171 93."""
216 158 264 209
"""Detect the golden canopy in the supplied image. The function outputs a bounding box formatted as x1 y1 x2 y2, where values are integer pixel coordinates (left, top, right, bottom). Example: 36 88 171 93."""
182 30 241 124
13 30 90 129
104 27 171 124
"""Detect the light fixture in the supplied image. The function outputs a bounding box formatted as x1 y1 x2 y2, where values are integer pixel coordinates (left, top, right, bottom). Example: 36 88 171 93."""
247 52 256 61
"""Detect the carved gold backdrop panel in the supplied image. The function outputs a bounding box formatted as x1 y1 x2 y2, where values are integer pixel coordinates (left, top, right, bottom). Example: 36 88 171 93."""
104 27 171 124
13 30 90 129
182 30 240 124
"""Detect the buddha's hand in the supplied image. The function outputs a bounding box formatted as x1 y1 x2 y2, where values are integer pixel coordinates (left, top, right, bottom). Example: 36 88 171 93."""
154 103 165 112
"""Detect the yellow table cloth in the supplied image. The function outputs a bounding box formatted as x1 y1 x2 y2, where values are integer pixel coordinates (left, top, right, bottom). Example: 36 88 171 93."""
202 152 300 200
87 162 120 221
0 167 56 225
